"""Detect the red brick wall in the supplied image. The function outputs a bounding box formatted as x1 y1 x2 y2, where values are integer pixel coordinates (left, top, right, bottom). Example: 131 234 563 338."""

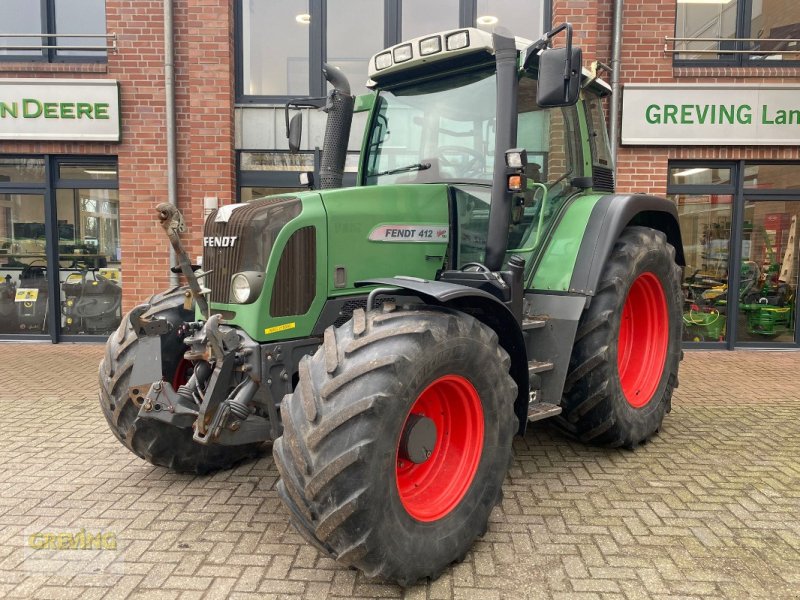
552 0 800 196
0 0 235 313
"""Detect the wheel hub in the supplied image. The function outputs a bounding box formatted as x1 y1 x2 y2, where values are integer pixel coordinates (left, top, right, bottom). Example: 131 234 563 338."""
395 375 484 522
398 414 437 464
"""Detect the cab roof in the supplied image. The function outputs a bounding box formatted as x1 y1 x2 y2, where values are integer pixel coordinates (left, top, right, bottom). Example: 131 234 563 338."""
367 27 611 96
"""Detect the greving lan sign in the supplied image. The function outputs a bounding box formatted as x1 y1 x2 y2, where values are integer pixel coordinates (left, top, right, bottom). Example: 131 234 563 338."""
621 84 800 146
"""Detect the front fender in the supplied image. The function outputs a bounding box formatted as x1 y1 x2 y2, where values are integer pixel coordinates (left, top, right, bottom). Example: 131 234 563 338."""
356 277 530 435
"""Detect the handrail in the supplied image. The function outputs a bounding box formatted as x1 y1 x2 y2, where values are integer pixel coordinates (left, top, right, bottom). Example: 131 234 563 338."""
665 36 800 56
0 33 116 53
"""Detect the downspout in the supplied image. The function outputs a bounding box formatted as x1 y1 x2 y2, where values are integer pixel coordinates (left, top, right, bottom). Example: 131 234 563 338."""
609 0 623 165
164 0 178 284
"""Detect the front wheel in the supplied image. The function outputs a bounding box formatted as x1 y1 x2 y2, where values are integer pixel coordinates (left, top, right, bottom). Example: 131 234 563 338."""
98 286 263 474
274 305 517 585
556 226 683 448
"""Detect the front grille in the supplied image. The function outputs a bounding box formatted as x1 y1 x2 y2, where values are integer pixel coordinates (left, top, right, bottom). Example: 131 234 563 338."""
593 165 615 193
271 226 316 317
203 197 301 303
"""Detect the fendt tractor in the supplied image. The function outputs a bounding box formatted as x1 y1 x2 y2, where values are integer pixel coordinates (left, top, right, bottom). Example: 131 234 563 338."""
100 24 684 585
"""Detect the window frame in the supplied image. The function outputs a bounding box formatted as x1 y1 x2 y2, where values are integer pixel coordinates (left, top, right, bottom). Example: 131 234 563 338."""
237 150 358 201
672 0 800 67
0 154 119 343
667 159 800 349
235 0 552 103
0 0 108 64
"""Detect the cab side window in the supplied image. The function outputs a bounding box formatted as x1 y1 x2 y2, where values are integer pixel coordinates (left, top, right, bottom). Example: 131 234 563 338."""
516 77 581 187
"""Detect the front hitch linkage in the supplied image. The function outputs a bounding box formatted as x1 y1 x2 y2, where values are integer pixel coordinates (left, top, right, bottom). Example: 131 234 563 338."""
156 202 210 320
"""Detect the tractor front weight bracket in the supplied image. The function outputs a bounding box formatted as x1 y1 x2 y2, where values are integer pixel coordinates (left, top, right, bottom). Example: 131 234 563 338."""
139 380 198 429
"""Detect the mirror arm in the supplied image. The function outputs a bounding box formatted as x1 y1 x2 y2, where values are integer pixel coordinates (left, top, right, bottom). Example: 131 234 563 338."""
283 97 326 139
523 22 574 70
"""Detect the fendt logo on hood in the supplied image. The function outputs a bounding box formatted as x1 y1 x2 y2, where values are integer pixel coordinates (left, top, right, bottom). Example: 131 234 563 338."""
203 236 238 248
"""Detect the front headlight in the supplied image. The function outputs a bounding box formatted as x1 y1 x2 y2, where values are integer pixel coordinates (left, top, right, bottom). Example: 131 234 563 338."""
230 271 265 304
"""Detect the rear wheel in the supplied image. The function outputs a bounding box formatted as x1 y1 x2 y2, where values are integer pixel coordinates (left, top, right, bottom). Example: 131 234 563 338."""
556 227 682 448
274 305 517 585
98 286 263 474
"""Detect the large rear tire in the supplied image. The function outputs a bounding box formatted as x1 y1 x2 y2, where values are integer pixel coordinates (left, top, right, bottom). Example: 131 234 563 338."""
98 286 263 474
556 227 682 448
274 305 517 586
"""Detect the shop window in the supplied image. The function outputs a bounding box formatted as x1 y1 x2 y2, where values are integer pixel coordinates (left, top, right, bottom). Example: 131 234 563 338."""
475 0 545 39
238 151 358 201
0 157 45 184
669 161 800 347
58 162 117 181
239 151 313 201
56 188 122 336
241 187 306 202
674 0 800 64
0 0 107 62
327 0 384 96
743 164 800 191
0 194 47 334
0 156 120 341
671 191 734 343
240 152 315 172
668 164 736 343
236 1 548 101
737 201 799 343
669 166 732 187
241 0 310 97
402 0 459 40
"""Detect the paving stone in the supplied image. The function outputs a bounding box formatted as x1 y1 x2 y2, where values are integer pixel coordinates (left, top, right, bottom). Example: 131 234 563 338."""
0 345 798 599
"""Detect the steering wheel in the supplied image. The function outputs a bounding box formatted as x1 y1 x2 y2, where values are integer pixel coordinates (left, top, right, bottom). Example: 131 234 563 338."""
438 145 486 177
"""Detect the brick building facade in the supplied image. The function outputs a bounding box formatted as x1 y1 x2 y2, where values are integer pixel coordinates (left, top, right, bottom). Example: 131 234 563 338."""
1 0 798 347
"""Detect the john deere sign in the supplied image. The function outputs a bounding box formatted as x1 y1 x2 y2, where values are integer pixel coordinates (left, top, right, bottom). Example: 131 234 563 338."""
621 84 800 146
0 79 120 142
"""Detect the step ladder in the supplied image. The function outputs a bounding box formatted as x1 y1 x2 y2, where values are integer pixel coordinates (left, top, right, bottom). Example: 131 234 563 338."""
525 358 561 422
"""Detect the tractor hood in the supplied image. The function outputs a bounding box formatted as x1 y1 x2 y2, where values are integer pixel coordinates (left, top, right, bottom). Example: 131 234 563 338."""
316 184 451 295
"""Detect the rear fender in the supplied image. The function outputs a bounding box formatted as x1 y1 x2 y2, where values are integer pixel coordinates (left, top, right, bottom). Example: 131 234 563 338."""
356 277 530 434
570 194 686 297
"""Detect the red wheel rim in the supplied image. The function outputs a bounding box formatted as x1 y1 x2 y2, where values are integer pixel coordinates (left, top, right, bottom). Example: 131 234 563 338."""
172 358 192 389
396 375 484 522
617 272 669 408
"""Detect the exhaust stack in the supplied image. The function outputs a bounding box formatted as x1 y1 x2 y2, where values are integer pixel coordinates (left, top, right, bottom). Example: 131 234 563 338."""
319 64 354 190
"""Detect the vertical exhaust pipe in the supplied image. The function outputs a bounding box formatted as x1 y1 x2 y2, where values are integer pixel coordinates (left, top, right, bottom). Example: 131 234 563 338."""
319 64 354 190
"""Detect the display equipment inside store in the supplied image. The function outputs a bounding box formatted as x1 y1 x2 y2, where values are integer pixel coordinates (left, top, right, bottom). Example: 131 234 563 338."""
0 157 121 339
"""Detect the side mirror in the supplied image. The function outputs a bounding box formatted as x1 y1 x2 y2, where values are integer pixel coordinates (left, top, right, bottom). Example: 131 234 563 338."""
537 45 582 107
288 113 303 153
525 23 582 108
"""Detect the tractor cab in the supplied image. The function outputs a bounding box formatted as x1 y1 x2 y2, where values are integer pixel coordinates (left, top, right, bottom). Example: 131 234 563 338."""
361 27 613 275
289 24 614 278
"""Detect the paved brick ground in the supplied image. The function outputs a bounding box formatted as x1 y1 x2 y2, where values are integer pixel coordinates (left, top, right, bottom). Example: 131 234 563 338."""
0 343 798 599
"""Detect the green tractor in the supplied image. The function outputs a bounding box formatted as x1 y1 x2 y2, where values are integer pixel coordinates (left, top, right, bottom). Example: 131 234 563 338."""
100 24 684 585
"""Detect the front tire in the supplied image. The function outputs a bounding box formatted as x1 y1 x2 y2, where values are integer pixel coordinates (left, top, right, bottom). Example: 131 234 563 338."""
556 226 683 448
98 286 263 474
274 306 517 586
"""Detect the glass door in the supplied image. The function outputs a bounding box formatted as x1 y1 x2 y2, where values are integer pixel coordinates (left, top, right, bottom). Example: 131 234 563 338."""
55 159 122 338
56 187 122 336
0 155 120 342
0 192 49 335
735 200 800 344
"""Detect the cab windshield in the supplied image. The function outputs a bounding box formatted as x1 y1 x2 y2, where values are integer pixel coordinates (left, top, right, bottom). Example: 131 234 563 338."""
364 69 497 186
